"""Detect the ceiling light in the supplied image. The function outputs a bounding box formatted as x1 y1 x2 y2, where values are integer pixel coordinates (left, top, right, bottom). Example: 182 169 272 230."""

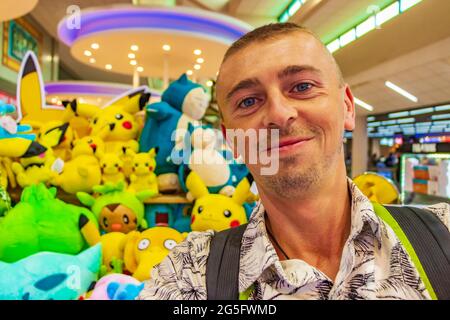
194 49 202 55
194 64 201 70
91 43 99 50
137 66 144 72
128 53 136 59
196 57 204 64
105 64 112 70
51 97 58 104
130 60 137 66
206 80 213 87
187 70 193 76
84 50 92 57
385 81 418 102
162 44 171 51
354 97 374 111
131 45 139 51
89 58 96 64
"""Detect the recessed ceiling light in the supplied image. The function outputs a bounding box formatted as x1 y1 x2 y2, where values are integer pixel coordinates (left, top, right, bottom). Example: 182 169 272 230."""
51 97 58 103
130 60 137 66
91 43 99 50
385 81 418 102
162 44 171 51
128 53 136 59
194 49 202 55
187 70 193 76
105 64 112 70
89 58 96 64
206 80 213 87
84 50 92 57
194 64 201 70
137 66 144 72
196 57 204 64
131 45 139 51
354 97 374 111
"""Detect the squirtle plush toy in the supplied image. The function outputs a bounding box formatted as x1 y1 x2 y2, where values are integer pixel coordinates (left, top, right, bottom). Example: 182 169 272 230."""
139 74 209 192
0 244 101 300
0 183 100 263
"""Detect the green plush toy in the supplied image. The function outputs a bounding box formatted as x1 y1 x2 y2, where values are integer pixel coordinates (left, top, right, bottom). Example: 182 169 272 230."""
77 181 156 234
0 183 101 263
0 186 11 217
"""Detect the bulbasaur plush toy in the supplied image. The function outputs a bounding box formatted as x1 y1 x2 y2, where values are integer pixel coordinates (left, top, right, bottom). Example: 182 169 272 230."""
139 74 209 178
0 183 100 263
0 244 101 300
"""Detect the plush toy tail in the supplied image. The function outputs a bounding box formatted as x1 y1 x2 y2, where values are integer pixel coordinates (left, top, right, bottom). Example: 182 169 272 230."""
79 214 101 246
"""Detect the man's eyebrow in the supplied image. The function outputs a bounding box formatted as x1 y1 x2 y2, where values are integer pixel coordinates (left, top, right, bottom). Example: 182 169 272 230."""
226 78 261 101
277 65 323 79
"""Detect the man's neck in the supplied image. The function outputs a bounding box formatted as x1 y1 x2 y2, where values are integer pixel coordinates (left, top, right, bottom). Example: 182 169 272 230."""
258 164 352 281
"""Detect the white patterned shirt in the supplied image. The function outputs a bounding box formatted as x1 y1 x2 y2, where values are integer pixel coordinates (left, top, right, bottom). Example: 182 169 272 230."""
138 180 449 300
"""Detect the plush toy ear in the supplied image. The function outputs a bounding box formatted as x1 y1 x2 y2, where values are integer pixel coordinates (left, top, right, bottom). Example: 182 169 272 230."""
148 148 157 158
77 192 96 207
48 187 58 199
107 282 120 300
125 148 136 158
186 171 209 199
178 74 188 83
122 231 141 273
232 177 251 206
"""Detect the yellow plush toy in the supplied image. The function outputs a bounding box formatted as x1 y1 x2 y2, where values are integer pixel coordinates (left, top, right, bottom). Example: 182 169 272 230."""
100 232 127 275
122 227 187 281
186 171 250 232
51 137 102 194
12 147 59 188
99 152 126 186
0 157 16 189
127 148 159 195
35 121 75 161
71 135 105 159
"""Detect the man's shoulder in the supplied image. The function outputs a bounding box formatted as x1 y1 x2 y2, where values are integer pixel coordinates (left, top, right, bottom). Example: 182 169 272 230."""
424 202 450 231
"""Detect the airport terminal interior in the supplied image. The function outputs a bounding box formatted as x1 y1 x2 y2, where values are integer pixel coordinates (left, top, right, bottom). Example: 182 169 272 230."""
0 0 448 300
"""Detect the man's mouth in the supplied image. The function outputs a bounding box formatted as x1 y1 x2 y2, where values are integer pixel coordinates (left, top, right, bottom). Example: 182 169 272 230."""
263 137 314 153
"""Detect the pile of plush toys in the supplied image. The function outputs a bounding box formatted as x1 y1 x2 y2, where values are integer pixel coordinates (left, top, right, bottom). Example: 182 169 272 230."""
0 51 258 300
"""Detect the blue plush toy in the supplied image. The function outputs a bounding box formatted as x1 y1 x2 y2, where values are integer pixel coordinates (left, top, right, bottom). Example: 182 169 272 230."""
177 123 250 196
144 203 192 233
0 244 101 300
139 74 209 176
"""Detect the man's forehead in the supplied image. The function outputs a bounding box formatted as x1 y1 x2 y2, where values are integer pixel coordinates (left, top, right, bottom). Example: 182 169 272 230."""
217 33 330 90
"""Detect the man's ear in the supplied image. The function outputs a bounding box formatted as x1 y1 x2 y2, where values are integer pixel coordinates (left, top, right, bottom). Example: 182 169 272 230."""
343 85 356 131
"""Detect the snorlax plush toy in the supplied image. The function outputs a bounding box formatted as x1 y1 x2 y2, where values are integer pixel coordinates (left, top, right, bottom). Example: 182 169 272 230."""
139 74 209 190
177 123 250 196
0 244 101 300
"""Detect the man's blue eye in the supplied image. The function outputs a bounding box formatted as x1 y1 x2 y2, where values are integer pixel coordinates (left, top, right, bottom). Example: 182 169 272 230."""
239 98 256 108
293 83 313 92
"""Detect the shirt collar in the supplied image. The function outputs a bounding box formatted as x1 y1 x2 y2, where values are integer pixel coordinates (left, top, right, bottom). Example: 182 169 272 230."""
238 179 383 292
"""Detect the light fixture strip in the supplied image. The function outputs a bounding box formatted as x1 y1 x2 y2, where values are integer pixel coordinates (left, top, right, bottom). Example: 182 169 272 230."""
325 0 423 54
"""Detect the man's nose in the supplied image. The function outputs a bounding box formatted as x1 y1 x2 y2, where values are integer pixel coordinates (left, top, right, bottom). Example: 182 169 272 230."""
262 92 297 129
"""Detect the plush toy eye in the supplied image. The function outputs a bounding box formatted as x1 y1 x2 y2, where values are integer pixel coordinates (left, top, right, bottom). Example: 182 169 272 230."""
223 210 232 218
145 163 149 167
123 214 129 224
102 164 106 168
103 217 109 228
164 239 177 250
115 114 123 120
88 139 93 144
93 118 98 124
115 163 119 168
138 238 150 250
197 206 203 214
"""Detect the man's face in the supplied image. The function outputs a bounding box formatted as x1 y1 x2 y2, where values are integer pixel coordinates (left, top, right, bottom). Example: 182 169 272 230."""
217 32 355 197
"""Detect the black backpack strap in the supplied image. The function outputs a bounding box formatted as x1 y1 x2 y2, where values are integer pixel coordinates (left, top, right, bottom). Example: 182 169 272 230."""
206 224 247 300
383 205 450 300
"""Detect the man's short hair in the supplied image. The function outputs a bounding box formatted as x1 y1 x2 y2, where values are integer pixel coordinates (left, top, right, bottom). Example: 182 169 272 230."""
221 22 344 86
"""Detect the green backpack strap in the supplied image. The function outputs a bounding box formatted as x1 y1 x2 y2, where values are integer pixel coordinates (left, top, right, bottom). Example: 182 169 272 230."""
373 203 450 300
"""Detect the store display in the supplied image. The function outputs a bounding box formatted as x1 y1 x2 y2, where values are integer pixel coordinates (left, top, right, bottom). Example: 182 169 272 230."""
122 226 187 281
